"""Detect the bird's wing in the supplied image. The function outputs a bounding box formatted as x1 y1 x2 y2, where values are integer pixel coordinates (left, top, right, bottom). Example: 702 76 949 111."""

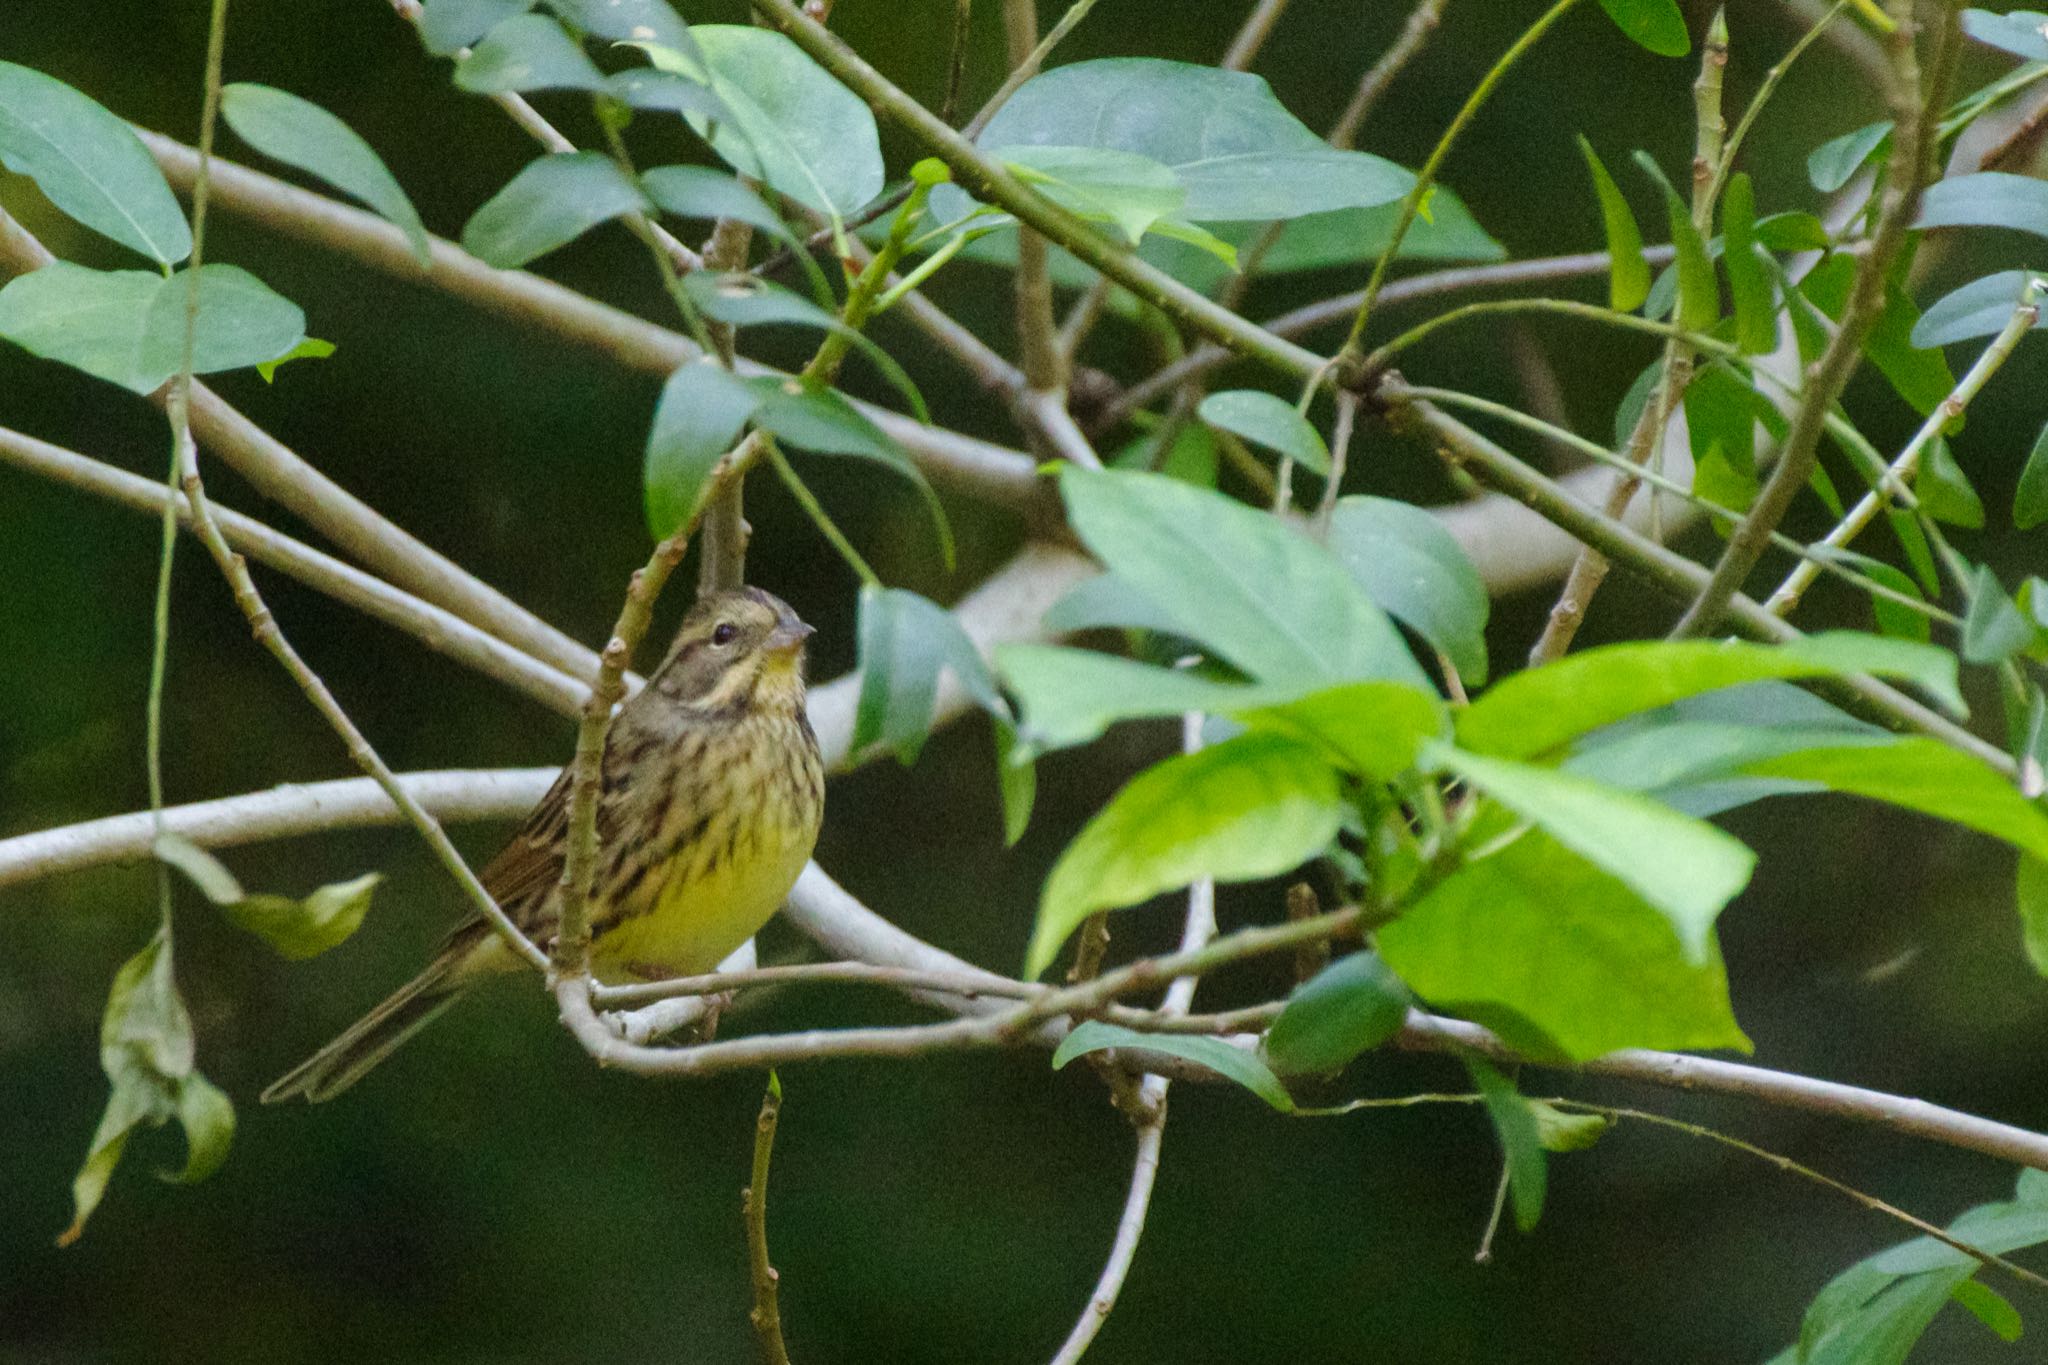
477 767 573 920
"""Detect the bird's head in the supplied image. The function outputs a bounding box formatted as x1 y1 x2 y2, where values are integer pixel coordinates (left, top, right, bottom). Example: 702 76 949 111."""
651 586 813 714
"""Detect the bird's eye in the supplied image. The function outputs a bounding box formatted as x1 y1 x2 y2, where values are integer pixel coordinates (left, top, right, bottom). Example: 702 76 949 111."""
711 622 739 647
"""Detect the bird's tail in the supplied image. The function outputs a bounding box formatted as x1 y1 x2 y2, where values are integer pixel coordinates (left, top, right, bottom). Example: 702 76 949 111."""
261 948 471 1104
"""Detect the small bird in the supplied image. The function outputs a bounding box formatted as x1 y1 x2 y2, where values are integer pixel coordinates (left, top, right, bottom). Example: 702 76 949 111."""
263 587 824 1103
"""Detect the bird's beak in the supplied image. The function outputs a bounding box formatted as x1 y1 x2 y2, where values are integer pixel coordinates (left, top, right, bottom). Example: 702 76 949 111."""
766 613 815 657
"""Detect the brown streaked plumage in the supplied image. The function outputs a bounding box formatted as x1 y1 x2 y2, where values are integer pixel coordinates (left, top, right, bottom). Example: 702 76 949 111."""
263 587 824 1103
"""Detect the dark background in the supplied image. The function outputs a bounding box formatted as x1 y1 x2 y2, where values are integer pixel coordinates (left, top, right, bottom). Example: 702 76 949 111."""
5 1 2048 1360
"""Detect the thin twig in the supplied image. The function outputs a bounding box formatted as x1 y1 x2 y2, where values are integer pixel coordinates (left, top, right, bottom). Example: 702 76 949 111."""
744 1074 794 1365
1219 0 1291 70
1673 1 1959 639
1766 280 2041 616
1329 0 1450 147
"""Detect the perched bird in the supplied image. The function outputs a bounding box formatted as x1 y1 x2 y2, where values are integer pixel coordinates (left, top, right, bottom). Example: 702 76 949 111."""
263 587 824 1103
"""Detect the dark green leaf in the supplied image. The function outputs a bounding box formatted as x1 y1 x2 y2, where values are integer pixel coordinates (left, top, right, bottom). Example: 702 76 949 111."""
1027 732 1344 977
460 151 648 267
1962 7 2048 60
221 83 430 265
998 144 1189 247
0 60 192 264
746 377 952 562
542 0 690 46
853 586 1005 765
1379 831 1750 1061
682 273 928 421
606 69 727 120
645 26 884 219
643 360 760 539
1634 152 1715 332
1456 633 1965 759
640 165 796 243
1426 743 1756 962
994 716 1036 847
1058 467 1431 692
1040 572 1190 638
1577 137 1650 312
1053 1020 1295 1111
1962 564 2036 664
1911 271 2048 348
965 58 1411 222
1326 495 1490 685
418 0 531 56
453 13 606 93
1111 423 1220 486
1721 174 1776 354
1919 171 2048 237
0 261 306 395
1464 1056 1547 1233
1808 121 1891 194
1918 436 1984 529
1197 390 1329 474
1596 0 1691 56
2017 419 2048 529
1263 952 1413 1076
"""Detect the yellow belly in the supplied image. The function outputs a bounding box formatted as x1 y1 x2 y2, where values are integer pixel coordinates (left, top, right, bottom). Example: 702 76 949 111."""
589 819 814 981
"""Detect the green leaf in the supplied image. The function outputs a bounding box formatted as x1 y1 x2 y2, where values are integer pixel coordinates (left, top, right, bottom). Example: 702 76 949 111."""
994 716 1037 847
1327 495 1491 686
1041 572 1190 637
164 1073 236 1185
1596 0 1691 56
744 376 952 563
1196 390 1330 474
1755 211 1830 252
998 645 1282 753
1426 743 1756 963
1740 737 2048 862
1457 633 1965 759
1951 1279 2025 1342
649 26 884 219
220 83 430 266
1911 270 2048 348
964 58 1411 222
639 165 797 243
155 834 381 960
460 151 648 268
1634 152 1716 333
1919 171 2048 237
1058 467 1431 692
2017 419 2048 530
61 932 213 1245
1802 264 1955 416
0 60 192 265
1963 563 2035 664
643 360 760 539
1027 732 1344 977
255 336 337 383
853 586 1006 765
1684 365 1761 515
1721 174 1775 354
1532 1102 1613 1152
542 0 691 46
2018 855 2048 976
605 68 728 121
1577 137 1650 312
1112 423 1220 487
1917 437 1984 529
453 13 606 93
1808 121 1891 194
1053 1020 1295 1112
681 272 928 421
1464 1056 1547 1233
1379 829 1750 1060
1262 952 1413 1076
417 0 531 56
1236 681 1449 781
999 144 1187 246
224 875 381 961
0 261 306 395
